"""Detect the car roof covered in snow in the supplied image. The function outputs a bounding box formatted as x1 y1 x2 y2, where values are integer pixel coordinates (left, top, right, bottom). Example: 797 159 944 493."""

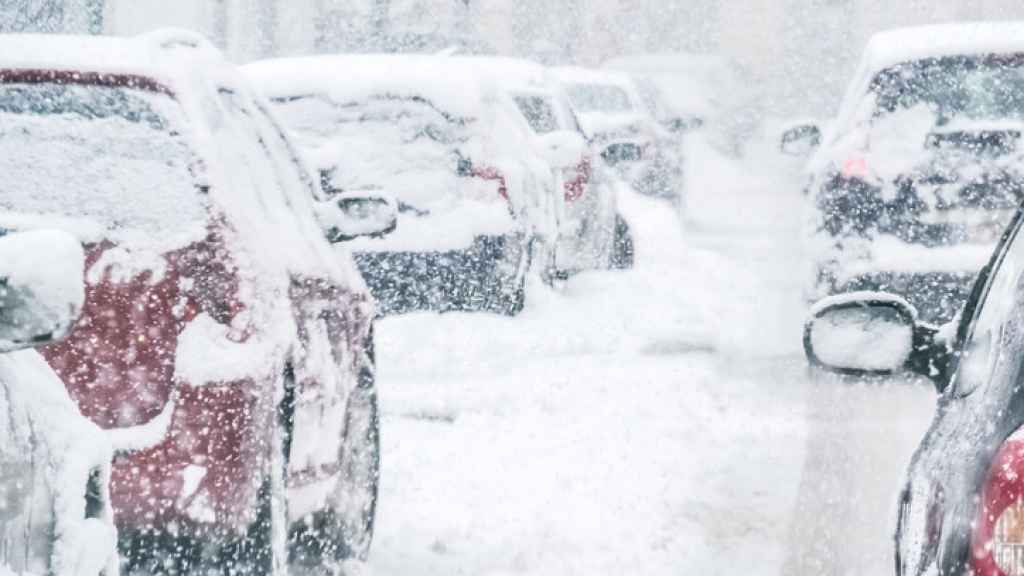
0 29 227 86
244 53 564 119
861 21 1024 74
550 66 636 89
243 54 494 119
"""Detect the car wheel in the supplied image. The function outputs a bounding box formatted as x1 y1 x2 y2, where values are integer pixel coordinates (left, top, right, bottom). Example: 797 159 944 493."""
289 355 380 565
484 235 531 316
610 214 634 270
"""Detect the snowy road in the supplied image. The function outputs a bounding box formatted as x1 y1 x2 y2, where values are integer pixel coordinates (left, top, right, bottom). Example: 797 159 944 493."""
366 143 939 575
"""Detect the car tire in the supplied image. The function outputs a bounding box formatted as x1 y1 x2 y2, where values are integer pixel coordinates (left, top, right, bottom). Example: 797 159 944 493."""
484 235 531 316
610 214 634 270
289 347 380 565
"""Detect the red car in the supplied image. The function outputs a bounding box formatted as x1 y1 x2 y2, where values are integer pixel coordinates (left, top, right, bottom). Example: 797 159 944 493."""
0 30 393 572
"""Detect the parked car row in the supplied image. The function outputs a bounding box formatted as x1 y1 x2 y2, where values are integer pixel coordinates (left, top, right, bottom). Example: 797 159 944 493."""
245 54 682 314
0 27 689 576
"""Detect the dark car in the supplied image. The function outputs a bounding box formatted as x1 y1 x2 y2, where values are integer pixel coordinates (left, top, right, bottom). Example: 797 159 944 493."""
0 30 394 573
803 201 1024 575
790 23 1024 324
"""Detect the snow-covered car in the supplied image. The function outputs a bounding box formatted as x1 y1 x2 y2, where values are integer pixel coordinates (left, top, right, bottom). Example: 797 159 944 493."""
456 56 632 273
0 30 391 573
552 66 685 207
795 22 1024 324
0 229 118 576
603 52 760 157
801 204 1024 576
246 54 605 315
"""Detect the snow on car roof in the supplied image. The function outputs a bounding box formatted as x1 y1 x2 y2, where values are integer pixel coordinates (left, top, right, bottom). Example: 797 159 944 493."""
550 65 635 89
243 54 490 119
0 29 224 85
861 21 1024 74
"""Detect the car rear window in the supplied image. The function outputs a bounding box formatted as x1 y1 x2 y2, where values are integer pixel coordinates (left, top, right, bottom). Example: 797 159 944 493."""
871 54 1024 122
0 81 205 240
513 94 560 134
269 94 472 194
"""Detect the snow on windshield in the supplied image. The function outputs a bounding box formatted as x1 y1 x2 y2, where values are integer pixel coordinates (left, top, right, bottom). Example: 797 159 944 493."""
0 82 204 244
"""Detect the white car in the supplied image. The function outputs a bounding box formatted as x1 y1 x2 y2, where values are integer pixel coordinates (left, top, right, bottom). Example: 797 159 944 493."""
553 66 685 207
0 229 117 576
604 52 761 157
457 56 632 273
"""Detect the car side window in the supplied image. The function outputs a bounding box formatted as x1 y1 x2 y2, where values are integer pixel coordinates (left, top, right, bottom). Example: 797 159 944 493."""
514 94 560 134
951 211 1024 398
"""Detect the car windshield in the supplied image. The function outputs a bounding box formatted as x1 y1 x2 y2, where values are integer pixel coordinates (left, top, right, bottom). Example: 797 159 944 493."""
565 83 634 113
871 54 1024 122
0 81 202 237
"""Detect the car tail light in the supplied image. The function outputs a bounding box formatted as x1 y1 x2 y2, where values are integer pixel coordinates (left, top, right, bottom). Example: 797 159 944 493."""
972 432 1024 576
564 156 591 202
470 165 509 201
841 154 870 179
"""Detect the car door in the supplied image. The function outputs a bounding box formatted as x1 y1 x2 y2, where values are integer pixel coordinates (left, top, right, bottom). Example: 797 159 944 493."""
213 87 373 519
897 209 1024 575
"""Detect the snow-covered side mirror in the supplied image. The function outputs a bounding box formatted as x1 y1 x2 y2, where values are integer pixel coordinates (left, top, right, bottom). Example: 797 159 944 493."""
0 229 85 353
780 123 822 156
316 191 398 243
538 130 587 169
803 292 953 386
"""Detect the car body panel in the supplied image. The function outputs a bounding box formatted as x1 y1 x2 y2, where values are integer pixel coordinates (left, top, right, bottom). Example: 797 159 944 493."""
0 31 374 541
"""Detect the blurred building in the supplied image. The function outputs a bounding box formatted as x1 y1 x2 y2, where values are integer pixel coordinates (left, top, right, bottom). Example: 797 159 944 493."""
8 0 1024 117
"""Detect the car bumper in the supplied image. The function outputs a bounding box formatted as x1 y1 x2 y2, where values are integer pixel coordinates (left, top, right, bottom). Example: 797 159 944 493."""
353 234 527 316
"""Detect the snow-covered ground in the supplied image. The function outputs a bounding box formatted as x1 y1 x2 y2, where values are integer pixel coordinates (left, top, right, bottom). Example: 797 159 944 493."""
366 137 936 575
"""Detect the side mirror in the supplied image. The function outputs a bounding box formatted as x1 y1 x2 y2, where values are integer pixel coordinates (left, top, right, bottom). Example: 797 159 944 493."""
0 229 85 353
601 142 644 166
316 191 398 243
538 130 586 169
780 123 821 156
804 292 951 384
